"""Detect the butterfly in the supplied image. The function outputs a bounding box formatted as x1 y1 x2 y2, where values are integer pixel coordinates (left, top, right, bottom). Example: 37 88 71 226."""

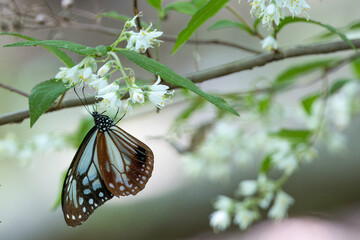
61 111 154 227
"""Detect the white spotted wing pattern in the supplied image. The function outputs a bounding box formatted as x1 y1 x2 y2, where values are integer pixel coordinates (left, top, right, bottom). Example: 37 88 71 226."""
62 112 154 227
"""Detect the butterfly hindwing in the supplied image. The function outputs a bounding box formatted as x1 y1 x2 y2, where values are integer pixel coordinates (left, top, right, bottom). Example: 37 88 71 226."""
96 125 154 197
61 127 113 227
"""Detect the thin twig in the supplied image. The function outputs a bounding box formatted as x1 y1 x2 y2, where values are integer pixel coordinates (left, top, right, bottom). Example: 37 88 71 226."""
162 35 261 54
0 82 30 98
55 92 66 108
0 39 359 126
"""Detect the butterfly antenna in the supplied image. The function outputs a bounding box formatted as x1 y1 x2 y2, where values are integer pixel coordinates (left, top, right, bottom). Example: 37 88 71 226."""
74 88 91 114
116 111 126 124
81 86 92 113
114 107 119 120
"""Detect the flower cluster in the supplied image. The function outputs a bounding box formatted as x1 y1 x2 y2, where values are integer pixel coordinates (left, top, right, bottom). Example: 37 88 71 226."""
209 176 294 232
0 133 66 166
125 24 163 53
244 0 310 28
181 79 360 232
54 14 171 114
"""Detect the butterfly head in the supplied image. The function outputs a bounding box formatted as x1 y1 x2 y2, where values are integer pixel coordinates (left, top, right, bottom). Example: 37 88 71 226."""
92 112 115 132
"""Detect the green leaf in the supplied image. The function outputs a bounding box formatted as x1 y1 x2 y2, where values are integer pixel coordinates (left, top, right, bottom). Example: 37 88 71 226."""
301 93 319 115
270 129 313 143
260 154 273 174
329 78 351 95
208 19 253 35
164 2 198 15
277 17 356 50
301 78 351 115
258 94 272 114
0 32 74 67
253 18 261 31
117 49 239 116
4 40 105 56
349 21 360 30
172 0 230 54
29 79 68 127
352 57 360 79
147 0 162 11
275 59 336 85
164 0 208 15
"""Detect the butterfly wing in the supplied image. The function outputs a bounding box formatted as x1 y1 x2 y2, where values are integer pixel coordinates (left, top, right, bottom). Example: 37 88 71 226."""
96 125 154 197
61 127 114 227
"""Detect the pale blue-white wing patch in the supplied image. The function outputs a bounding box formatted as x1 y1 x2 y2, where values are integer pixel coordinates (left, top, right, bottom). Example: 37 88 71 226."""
96 126 154 197
61 127 113 227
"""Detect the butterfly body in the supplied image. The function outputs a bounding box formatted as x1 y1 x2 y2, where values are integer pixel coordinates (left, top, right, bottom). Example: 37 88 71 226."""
62 112 154 227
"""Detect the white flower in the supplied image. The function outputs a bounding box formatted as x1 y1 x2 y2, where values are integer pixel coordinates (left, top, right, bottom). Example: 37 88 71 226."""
125 12 142 29
129 87 145 104
126 24 163 53
209 210 231 233
249 0 266 16
35 14 47 24
284 0 310 17
273 154 298 175
214 196 234 211
97 82 118 95
97 91 122 110
0 133 18 157
257 174 275 208
237 180 258 196
55 56 97 87
261 35 278 51
268 191 294 220
96 82 122 110
17 146 35 165
234 204 259 230
55 67 68 79
261 3 284 27
61 0 73 9
33 134 54 151
88 76 108 91
97 61 113 77
181 154 205 177
259 192 274 209
145 76 172 108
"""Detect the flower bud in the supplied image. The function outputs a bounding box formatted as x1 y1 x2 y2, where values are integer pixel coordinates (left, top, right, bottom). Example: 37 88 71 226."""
61 0 74 9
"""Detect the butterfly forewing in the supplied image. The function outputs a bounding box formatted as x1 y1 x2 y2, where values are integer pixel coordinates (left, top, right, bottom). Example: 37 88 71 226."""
61 127 113 227
97 125 154 197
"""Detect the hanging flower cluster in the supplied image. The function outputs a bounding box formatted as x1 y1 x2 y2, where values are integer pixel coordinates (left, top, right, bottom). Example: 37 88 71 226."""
244 0 311 28
54 14 172 114
180 79 360 232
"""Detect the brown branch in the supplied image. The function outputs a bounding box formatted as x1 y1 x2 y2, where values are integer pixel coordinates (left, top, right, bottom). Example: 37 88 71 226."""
184 38 360 84
0 38 359 126
0 82 30 98
0 96 98 125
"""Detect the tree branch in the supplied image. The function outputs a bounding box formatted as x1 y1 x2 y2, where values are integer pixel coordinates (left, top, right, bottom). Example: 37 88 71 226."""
0 82 30 98
185 38 360 84
0 38 359 126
